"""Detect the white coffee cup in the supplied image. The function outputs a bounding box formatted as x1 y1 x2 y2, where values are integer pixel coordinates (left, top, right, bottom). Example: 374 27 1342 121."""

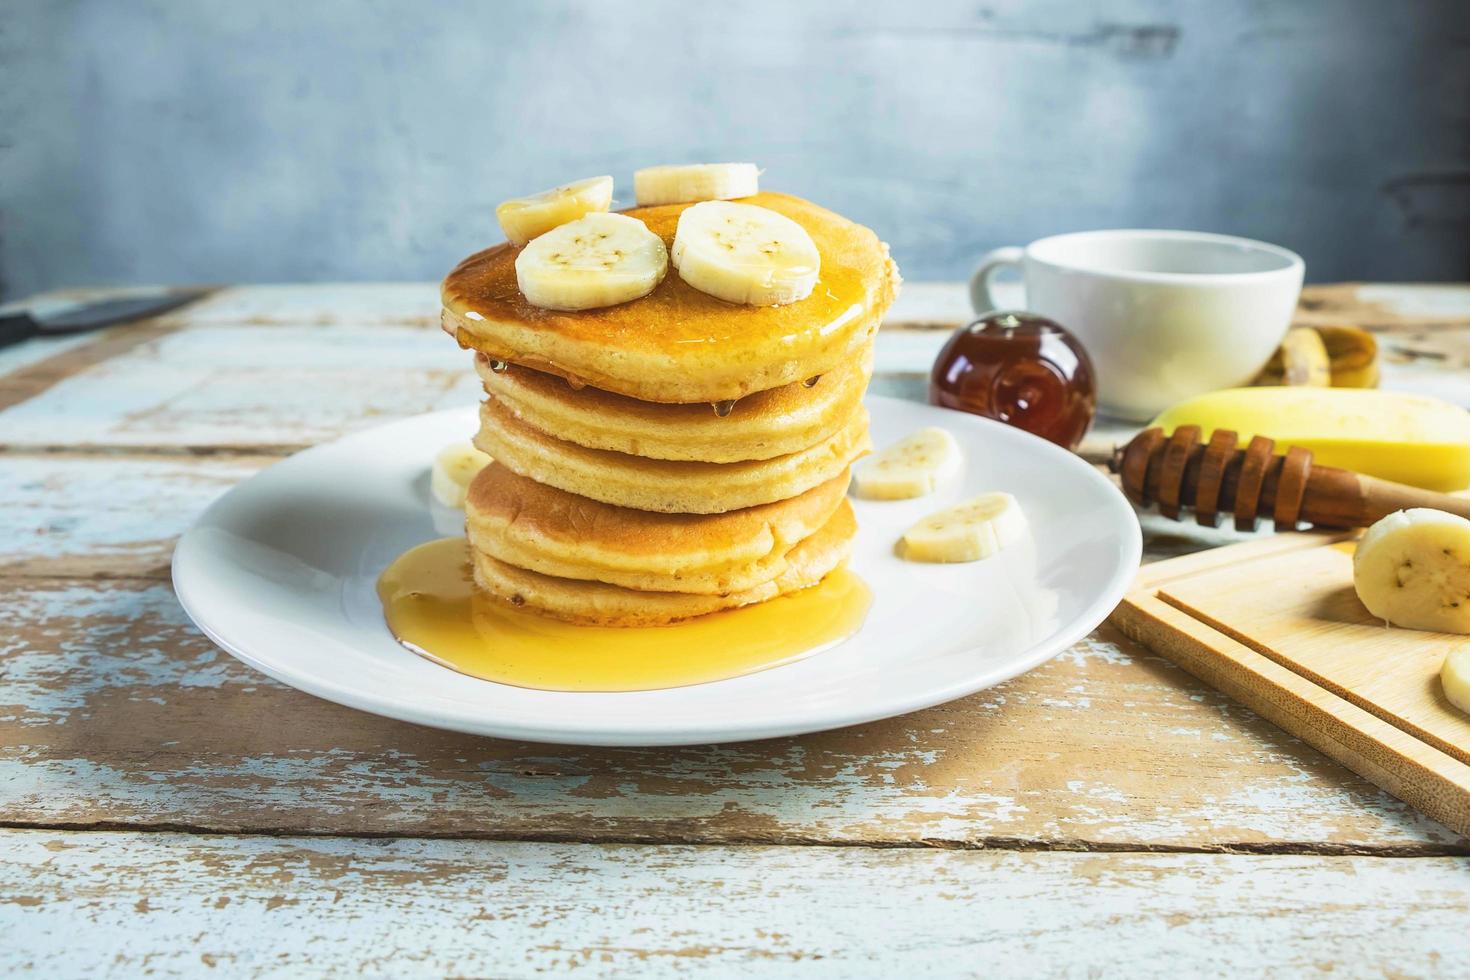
969 230 1304 420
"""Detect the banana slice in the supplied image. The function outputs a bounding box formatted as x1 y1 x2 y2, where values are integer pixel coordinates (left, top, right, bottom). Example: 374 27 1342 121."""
853 427 961 500
671 201 819 306
431 441 494 509
515 212 668 311
900 492 1028 563
1443 648 1470 715
634 163 759 206
496 176 614 247
1353 508 1470 633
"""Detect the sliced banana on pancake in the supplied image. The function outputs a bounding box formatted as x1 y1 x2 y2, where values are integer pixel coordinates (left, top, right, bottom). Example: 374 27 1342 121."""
496 175 613 246
515 212 668 311
431 440 494 508
900 492 1027 563
671 201 820 306
1353 508 1470 633
634 163 759 206
853 427 961 500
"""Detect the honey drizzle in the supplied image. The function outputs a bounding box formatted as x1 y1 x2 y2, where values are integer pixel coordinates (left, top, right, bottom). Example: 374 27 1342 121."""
378 538 871 692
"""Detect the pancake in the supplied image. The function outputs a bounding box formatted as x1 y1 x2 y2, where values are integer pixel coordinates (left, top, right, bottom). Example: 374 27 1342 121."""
466 462 850 594
476 345 873 463
474 396 870 514
442 192 899 404
471 500 857 626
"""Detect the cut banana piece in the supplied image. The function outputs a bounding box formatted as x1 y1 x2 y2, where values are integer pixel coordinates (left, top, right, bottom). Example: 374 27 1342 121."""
671 201 820 306
1443 648 1470 715
515 212 668 311
496 176 614 246
634 163 759 206
853 427 961 500
431 441 494 509
1353 508 1470 633
900 492 1028 563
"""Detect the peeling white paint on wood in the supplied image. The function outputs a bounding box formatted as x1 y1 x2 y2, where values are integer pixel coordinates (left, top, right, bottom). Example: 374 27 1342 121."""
1 577 1459 848
157 282 441 325
0 323 484 448
2 829 1468 978
0 330 96 377
3 283 1470 974
0 284 968 450
0 455 271 576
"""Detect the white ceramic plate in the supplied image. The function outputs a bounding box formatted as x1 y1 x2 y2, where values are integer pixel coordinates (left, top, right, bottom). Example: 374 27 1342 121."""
173 395 1140 746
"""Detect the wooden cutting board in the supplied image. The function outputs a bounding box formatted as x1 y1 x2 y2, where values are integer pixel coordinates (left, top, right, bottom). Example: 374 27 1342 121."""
1110 531 1470 837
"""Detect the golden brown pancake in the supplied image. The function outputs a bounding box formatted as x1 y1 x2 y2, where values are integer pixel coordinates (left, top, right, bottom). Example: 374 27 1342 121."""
471 500 857 626
473 396 869 514
442 192 899 404
475 345 872 463
466 462 850 594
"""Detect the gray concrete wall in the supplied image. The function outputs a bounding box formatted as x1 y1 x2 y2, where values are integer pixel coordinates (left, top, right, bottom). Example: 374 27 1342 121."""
2 0 1467 299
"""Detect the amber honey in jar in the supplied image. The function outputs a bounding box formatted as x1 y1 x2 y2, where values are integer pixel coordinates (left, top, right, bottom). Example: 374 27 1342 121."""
929 311 1097 450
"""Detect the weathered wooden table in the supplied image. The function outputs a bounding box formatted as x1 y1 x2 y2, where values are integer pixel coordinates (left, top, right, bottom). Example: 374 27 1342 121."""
3 282 1469 976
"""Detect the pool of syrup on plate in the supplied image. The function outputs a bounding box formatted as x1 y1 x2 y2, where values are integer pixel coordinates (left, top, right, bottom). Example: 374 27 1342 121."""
378 538 871 692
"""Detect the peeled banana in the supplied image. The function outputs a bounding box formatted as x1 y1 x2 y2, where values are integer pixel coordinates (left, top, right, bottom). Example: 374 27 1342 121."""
634 163 759 206
496 176 614 246
1151 387 1470 492
515 212 668 311
1442 648 1470 716
671 201 820 306
1353 509 1470 633
431 441 494 508
853 427 961 500
900 492 1027 563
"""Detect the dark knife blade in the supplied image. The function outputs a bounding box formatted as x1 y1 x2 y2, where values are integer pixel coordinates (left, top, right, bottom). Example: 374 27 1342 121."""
0 288 213 349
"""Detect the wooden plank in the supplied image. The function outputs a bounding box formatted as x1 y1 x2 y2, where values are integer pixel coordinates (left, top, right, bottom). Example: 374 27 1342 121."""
0 454 272 578
1113 534 1470 839
0 322 483 451
0 447 1219 587
0 332 96 380
0 282 1465 852
0 285 966 452
0 318 186 415
1 829 1466 977
145 282 440 326
2 573 1461 850
2 281 972 330
1295 282 1470 331
3 282 1467 455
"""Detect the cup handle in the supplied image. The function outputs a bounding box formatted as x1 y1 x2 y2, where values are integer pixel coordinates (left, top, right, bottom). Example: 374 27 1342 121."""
968 246 1025 314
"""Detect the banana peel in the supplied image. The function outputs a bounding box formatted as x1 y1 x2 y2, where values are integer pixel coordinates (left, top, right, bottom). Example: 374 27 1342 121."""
1253 324 1378 388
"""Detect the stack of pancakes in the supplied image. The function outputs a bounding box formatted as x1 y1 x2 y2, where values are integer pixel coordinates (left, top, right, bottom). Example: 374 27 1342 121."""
440 192 899 626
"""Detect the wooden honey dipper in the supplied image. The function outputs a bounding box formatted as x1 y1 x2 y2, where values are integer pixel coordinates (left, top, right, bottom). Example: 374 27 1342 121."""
1111 426 1470 531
